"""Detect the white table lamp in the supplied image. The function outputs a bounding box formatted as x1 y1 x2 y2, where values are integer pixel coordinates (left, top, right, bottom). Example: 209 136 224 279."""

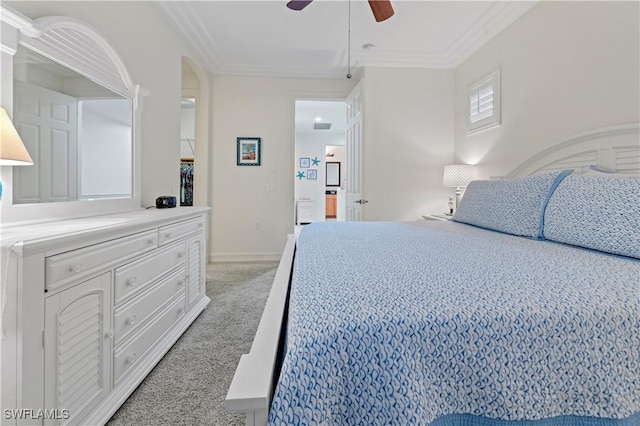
1 107 34 199
442 164 474 211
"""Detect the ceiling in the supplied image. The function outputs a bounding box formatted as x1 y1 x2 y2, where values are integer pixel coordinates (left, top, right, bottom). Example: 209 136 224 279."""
158 0 536 79
295 100 347 134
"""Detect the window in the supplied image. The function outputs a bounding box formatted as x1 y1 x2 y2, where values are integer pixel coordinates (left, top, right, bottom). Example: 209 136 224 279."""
467 69 500 134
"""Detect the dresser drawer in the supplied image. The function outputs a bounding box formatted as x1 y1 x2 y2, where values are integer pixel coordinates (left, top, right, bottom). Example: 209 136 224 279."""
114 242 185 306
158 217 205 246
45 230 157 292
113 294 185 385
113 266 186 346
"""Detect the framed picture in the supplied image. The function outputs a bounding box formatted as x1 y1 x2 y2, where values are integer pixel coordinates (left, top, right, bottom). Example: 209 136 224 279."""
307 169 317 180
237 137 261 166
299 157 310 168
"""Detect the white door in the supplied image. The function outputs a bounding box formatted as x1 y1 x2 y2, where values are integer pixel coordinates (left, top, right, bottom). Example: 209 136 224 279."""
345 82 366 221
13 81 78 203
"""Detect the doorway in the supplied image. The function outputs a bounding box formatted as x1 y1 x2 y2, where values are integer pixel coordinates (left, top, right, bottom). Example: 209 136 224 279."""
180 97 195 206
324 145 346 220
293 100 347 226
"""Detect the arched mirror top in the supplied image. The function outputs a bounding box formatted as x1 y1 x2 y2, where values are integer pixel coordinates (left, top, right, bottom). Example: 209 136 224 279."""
4 8 147 102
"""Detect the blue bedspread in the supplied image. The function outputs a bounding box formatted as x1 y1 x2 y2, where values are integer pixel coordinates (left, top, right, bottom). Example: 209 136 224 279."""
268 221 640 425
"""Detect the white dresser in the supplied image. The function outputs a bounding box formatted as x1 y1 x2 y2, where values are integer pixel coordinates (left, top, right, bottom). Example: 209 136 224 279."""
0 207 210 425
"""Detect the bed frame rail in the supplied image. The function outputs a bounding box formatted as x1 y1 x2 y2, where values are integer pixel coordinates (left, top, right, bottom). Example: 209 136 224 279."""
226 234 297 426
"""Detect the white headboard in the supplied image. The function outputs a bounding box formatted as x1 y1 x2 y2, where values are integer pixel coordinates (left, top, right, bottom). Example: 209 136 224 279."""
508 124 640 178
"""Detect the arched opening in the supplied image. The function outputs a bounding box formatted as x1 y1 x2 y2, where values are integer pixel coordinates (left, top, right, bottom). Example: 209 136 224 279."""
181 56 210 209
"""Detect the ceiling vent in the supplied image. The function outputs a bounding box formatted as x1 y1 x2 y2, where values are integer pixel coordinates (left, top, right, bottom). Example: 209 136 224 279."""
314 122 332 130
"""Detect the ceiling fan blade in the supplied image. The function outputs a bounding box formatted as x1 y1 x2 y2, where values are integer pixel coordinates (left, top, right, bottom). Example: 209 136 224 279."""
368 0 394 22
287 0 313 11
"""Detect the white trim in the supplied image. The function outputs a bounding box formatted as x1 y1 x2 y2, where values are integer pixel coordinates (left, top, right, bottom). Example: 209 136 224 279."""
209 252 282 263
157 1 535 75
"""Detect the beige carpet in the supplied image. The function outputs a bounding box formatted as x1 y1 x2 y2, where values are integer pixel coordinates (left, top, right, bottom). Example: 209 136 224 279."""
106 262 278 426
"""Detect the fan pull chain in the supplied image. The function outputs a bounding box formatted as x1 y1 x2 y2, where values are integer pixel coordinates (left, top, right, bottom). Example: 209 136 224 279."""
346 0 352 79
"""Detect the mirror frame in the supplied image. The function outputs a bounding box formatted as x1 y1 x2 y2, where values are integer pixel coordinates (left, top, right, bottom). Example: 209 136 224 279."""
0 6 148 226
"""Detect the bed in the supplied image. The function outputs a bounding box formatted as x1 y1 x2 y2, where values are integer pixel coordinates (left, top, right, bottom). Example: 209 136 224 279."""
226 124 640 425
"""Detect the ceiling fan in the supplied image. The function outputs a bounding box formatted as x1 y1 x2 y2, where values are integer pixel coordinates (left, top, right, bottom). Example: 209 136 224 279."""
287 0 395 23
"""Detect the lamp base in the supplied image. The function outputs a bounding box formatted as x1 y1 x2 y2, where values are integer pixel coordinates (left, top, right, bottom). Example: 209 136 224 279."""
454 186 463 211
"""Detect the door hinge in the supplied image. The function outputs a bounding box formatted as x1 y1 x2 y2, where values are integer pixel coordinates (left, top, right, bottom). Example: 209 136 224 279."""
42 330 45 348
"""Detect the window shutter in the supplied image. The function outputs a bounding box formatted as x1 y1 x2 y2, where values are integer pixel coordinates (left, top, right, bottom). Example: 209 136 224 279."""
467 70 500 133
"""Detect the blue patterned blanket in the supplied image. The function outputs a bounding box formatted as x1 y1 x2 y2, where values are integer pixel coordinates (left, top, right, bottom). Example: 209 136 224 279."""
269 221 640 425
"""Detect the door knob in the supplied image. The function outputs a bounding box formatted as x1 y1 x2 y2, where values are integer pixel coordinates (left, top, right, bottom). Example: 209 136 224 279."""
355 199 369 204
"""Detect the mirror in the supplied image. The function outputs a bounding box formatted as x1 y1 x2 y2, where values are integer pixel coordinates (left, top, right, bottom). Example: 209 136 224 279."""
12 44 133 204
326 162 340 187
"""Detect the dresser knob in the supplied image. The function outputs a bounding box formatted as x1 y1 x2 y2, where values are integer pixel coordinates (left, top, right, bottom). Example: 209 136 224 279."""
148 238 156 245
178 279 185 287
126 352 137 364
70 264 82 273
197 222 204 228
165 233 172 239
178 307 185 315
177 252 185 259
126 315 137 326
126 277 137 286
106 330 114 339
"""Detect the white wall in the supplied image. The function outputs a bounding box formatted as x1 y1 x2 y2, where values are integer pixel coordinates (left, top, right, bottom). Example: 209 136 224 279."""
454 1 640 178
6 1 202 208
210 75 355 261
362 67 456 221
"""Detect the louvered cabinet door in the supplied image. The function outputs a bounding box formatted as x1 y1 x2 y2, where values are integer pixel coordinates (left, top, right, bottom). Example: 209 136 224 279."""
185 233 205 310
44 273 112 425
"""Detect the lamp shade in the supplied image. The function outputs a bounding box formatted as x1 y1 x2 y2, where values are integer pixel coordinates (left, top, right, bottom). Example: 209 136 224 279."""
0 107 33 166
442 164 474 187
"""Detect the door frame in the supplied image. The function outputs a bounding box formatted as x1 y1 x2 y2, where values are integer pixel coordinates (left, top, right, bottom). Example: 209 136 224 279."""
292 96 353 226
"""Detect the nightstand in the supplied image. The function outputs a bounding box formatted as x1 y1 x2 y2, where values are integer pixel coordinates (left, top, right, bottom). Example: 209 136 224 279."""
421 214 452 221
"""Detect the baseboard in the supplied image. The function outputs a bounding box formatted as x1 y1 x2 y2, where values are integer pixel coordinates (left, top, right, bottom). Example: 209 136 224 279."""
209 252 282 263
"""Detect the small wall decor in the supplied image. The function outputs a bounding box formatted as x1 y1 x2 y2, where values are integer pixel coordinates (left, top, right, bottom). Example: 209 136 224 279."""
299 157 310 168
307 169 317 180
237 137 261 166
311 157 320 166
296 171 305 180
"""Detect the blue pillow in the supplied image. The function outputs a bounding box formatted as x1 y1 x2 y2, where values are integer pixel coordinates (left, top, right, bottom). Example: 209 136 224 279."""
452 171 571 238
543 174 640 259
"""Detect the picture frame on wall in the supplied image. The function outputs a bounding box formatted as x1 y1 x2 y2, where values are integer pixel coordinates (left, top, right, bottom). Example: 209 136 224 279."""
299 157 310 168
237 137 261 166
307 169 317 180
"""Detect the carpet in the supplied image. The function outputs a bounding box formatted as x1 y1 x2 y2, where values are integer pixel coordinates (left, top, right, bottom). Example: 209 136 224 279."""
106 262 278 426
